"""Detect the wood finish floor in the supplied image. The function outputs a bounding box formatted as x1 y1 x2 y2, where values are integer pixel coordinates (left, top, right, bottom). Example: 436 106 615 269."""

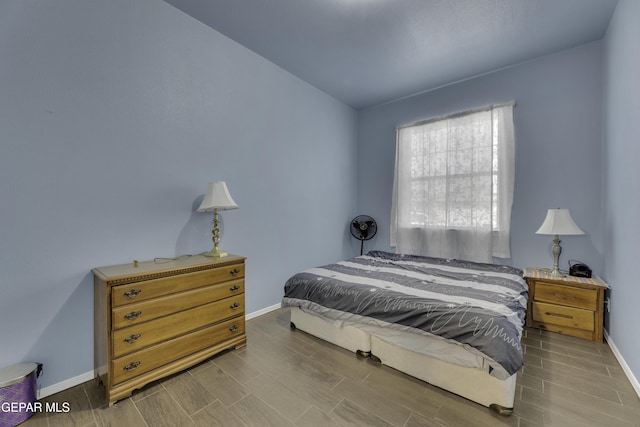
22 308 640 427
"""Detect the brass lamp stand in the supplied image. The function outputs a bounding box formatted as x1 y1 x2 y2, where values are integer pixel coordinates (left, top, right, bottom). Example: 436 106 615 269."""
206 208 226 257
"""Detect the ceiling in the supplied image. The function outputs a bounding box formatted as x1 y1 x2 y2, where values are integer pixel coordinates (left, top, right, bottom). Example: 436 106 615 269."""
163 0 618 109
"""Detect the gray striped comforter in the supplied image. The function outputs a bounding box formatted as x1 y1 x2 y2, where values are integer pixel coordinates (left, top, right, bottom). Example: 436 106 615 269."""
282 251 528 380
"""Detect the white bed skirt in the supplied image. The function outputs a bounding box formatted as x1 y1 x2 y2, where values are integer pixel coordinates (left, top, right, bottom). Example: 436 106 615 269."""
290 306 371 354
290 307 517 414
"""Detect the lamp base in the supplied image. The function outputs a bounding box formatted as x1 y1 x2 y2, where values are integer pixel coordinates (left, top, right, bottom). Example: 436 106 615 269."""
204 248 228 258
548 268 564 279
549 234 563 279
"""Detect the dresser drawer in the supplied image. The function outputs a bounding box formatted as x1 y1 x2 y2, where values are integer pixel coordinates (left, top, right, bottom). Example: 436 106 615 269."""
534 282 597 310
112 264 244 307
531 302 594 331
112 294 244 358
112 317 245 385
112 279 244 329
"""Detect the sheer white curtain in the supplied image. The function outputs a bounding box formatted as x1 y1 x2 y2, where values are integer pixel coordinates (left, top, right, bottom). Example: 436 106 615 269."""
391 103 515 263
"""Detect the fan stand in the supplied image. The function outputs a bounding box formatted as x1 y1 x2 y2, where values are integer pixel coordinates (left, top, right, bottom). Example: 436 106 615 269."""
359 239 365 256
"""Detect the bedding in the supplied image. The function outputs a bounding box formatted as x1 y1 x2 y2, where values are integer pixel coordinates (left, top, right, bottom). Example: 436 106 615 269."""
282 251 528 380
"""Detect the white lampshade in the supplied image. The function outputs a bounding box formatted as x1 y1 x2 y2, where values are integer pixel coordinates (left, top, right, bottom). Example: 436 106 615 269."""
197 182 239 212
536 208 584 236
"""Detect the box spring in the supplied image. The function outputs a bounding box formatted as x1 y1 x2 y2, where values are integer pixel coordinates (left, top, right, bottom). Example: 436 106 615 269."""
289 307 516 414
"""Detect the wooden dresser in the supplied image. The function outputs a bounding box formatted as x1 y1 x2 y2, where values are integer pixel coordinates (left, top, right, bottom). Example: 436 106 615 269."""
524 268 608 343
93 254 246 405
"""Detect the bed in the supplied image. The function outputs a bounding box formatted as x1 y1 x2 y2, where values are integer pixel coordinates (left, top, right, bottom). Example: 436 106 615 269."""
281 251 528 415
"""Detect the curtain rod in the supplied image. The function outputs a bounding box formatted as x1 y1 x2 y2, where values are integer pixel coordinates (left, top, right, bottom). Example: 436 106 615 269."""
397 101 516 130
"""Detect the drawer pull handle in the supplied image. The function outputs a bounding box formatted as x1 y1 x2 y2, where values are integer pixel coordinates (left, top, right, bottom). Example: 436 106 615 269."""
124 289 142 299
230 302 240 310
230 268 240 277
229 324 239 332
230 285 240 292
124 334 141 344
553 293 576 300
546 312 573 319
124 311 142 321
123 361 140 372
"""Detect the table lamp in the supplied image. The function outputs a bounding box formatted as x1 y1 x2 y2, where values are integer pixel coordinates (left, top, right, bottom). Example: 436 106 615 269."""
536 208 584 277
197 182 238 257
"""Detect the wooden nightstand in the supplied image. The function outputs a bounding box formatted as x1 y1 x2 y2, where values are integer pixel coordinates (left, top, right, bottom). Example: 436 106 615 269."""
524 268 609 343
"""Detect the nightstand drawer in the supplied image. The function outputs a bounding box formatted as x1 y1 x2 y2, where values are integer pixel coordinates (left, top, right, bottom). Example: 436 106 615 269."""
531 302 594 331
534 282 596 310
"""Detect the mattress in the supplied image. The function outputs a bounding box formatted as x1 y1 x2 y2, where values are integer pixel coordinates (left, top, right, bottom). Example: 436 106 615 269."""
282 251 528 380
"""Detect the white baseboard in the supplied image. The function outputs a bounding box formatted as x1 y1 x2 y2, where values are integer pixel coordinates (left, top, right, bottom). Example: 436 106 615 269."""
246 303 281 320
37 304 283 399
37 370 94 400
604 330 640 398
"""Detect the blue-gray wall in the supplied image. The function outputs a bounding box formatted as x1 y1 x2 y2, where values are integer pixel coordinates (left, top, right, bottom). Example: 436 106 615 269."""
357 41 604 274
603 0 640 389
0 0 357 390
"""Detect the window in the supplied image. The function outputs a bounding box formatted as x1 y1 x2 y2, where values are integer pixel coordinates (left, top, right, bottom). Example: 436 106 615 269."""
391 103 515 262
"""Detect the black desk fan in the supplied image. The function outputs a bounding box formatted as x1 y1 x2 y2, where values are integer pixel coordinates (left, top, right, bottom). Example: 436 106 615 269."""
350 215 377 255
